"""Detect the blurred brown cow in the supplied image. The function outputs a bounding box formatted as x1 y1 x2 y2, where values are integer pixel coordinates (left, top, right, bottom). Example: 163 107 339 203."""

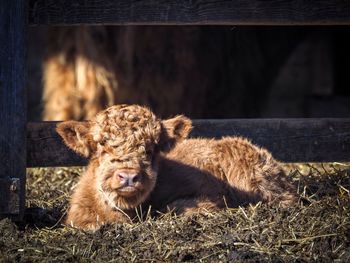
42 26 304 121
43 26 211 120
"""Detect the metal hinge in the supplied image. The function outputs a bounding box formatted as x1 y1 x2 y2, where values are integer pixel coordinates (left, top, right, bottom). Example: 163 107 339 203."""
0 177 20 216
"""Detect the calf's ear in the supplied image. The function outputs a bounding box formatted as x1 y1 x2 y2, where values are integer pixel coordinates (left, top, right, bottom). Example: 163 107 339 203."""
56 121 96 157
160 115 193 152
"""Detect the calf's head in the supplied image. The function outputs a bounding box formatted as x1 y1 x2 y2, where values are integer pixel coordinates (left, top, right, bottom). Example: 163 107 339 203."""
57 104 192 209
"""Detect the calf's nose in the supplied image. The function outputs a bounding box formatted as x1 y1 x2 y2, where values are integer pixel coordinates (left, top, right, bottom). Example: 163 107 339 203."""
117 171 141 186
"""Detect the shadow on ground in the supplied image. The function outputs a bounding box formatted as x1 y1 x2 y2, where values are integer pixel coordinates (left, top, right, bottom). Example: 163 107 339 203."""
0 163 349 262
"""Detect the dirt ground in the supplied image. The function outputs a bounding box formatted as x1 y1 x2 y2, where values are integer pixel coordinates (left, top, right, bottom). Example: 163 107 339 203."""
0 163 349 262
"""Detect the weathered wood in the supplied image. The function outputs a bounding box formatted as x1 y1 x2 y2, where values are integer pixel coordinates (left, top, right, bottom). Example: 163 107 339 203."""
27 119 350 167
27 122 88 168
191 119 350 163
29 0 350 26
0 178 21 218
0 0 27 219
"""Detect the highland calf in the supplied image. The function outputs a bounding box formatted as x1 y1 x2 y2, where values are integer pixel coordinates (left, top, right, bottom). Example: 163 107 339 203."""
57 104 297 230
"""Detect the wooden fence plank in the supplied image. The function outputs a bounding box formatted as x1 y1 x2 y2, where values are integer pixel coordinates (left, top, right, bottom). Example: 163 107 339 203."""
191 119 350 163
0 0 27 219
27 122 88 168
29 0 350 26
27 119 350 167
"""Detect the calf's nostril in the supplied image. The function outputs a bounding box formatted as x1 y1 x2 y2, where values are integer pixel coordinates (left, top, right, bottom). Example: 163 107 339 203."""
117 172 127 180
131 174 141 183
118 174 125 181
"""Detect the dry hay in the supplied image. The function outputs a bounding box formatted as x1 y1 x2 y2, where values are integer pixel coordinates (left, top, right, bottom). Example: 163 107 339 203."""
0 163 349 262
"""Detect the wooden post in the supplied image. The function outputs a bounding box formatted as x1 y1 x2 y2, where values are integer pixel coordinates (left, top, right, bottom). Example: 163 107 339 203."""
0 0 27 220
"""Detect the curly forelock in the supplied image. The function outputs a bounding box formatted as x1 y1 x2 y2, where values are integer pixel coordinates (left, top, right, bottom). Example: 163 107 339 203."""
91 105 162 151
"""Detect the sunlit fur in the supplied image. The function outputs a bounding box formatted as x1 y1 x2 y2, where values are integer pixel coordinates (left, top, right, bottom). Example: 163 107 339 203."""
57 104 297 230
43 27 118 121
43 26 208 121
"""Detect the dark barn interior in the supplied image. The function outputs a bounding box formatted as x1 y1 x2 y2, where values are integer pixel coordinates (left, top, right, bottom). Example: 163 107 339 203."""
28 26 350 121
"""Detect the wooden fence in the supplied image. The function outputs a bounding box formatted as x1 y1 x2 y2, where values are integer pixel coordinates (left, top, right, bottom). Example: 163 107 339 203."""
1 0 350 219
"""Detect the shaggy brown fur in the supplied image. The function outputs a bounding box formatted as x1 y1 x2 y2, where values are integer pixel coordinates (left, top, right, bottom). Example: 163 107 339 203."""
57 104 297 230
43 26 208 121
43 27 118 121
